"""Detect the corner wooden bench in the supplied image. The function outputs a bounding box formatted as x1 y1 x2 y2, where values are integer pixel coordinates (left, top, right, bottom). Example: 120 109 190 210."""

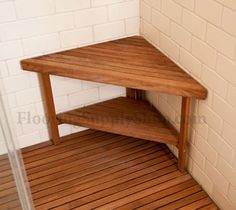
21 36 207 172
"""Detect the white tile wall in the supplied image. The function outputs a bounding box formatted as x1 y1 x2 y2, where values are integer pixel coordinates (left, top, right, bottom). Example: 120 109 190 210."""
74 7 108 28
0 1 16 23
182 9 207 40
108 0 139 21
195 0 223 26
191 36 217 69
171 22 191 50
222 7 236 38
60 27 93 48
0 0 139 153
94 20 125 41
55 0 90 12
1 0 236 208
162 0 182 23
15 0 55 19
151 9 170 35
141 0 236 209
0 41 23 60
206 24 236 59
22 33 61 55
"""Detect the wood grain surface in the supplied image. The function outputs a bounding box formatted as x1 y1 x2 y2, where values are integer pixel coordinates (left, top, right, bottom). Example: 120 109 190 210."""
19 129 218 210
57 97 179 146
21 36 207 99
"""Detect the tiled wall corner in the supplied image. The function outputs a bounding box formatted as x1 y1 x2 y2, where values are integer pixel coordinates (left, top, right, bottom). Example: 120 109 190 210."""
140 0 236 209
0 0 139 149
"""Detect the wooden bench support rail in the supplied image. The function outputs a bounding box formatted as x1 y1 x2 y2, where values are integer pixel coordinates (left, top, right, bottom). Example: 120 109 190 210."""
126 88 145 101
178 97 191 172
40 73 60 145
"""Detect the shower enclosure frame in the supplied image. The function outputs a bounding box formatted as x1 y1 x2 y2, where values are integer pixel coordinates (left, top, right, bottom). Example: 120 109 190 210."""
0 91 34 210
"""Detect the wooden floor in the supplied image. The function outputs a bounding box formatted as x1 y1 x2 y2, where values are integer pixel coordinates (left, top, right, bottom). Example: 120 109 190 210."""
1 129 218 209
0 155 22 210
23 129 218 210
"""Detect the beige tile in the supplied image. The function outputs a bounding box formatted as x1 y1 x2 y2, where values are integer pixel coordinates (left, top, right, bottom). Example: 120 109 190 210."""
94 21 125 41
208 129 234 164
227 84 236 110
15 0 54 19
182 9 207 40
216 54 236 86
205 160 229 195
206 24 236 59
171 22 191 50
0 1 16 23
174 0 194 10
213 94 236 130
179 48 202 78
55 0 90 12
222 122 236 152
195 134 218 166
211 186 235 210
22 33 60 55
192 37 217 69
198 102 223 133
217 157 236 186
195 0 222 26
60 27 93 48
201 65 227 98
141 1 151 22
142 21 160 46
189 143 205 169
108 0 139 21
160 33 179 61
161 0 182 24
91 0 123 7
75 7 107 28
192 162 213 194
144 0 161 10
151 9 170 35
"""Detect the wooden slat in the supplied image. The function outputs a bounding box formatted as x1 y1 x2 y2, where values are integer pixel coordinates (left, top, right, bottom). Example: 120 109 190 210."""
199 203 219 210
0 157 22 210
17 130 218 210
57 97 179 145
35 159 175 209
24 132 113 165
27 136 148 181
21 129 96 154
92 175 194 210
32 149 171 200
29 140 157 190
51 171 187 210
21 36 207 99
178 197 214 210
22 130 99 160
116 179 197 210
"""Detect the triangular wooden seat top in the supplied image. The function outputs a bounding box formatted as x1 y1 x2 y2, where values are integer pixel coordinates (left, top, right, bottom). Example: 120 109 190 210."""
21 36 207 99
21 36 207 172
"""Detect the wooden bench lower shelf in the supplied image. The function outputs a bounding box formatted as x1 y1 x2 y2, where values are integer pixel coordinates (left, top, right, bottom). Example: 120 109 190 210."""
57 97 179 146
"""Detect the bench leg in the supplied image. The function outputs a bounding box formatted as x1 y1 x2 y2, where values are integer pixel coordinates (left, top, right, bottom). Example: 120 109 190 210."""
126 88 145 100
178 97 191 172
40 73 60 145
